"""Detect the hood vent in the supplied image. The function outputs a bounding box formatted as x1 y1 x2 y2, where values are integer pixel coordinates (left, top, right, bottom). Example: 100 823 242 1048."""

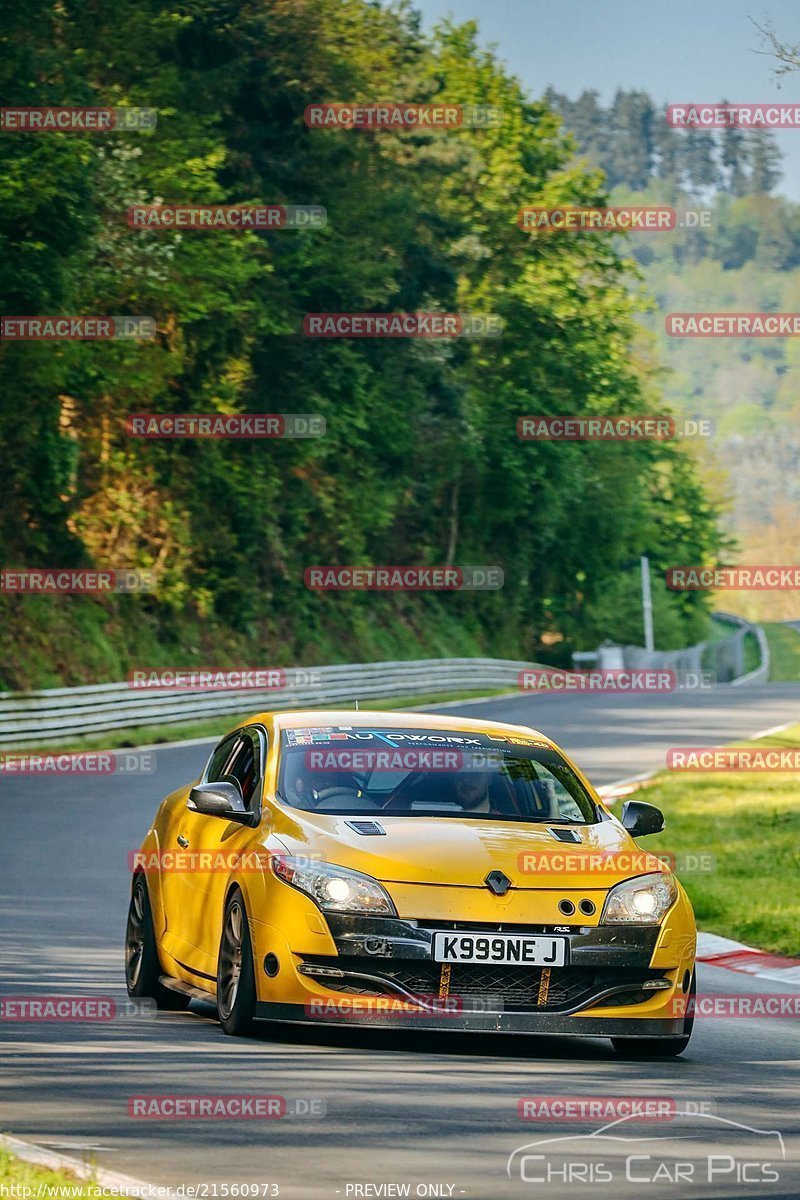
345 820 386 836
548 827 582 844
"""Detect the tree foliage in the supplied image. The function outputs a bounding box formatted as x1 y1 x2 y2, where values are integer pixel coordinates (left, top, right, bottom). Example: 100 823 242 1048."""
0 2 726 685
546 87 783 197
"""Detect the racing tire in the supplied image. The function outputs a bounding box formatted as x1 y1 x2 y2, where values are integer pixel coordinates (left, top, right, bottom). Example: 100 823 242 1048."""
610 969 695 1059
125 874 190 1010
217 888 257 1037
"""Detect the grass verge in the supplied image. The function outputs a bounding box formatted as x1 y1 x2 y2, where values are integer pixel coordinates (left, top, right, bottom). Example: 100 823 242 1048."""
764 621 800 681
626 723 800 956
742 629 761 675
0 1147 115 1199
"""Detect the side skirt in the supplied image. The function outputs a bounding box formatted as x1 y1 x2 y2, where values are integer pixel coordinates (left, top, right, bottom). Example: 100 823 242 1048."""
159 974 215 1002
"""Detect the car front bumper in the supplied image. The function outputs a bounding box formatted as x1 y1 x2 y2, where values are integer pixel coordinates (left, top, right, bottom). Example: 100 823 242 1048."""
252 912 694 1037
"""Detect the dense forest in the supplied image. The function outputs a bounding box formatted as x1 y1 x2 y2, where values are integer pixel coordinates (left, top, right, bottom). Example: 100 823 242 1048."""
548 88 800 622
0 1 727 688
545 88 785 198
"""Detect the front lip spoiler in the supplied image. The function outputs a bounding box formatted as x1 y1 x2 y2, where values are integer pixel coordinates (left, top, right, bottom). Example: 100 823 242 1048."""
254 1001 686 1039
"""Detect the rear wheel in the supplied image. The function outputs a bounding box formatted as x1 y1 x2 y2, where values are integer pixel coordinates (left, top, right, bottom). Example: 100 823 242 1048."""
217 888 257 1036
611 969 695 1059
125 874 190 1010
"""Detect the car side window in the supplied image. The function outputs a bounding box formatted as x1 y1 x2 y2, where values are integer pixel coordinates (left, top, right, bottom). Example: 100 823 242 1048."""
205 735 240 785
206 728 263 811
226 732 260 810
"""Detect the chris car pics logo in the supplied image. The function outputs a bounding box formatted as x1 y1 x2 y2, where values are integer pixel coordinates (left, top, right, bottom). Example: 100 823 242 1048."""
507 1112 785 1188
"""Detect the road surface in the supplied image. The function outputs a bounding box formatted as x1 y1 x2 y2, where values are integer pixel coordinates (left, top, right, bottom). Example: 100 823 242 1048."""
2 683 799 1199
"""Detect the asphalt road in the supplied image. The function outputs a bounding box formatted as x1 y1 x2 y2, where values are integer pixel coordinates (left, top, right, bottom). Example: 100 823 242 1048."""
2 684 800 1199
426 681 800 785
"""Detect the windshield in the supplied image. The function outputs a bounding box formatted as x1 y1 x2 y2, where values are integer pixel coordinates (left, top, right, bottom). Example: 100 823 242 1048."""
277 726 597 823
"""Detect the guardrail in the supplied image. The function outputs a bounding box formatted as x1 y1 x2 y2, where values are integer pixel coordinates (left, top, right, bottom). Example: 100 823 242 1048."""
0 612 772 749
0 659 532 748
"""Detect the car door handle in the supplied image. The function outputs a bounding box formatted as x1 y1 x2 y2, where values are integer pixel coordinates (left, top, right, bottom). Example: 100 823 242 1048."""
177 835 189 848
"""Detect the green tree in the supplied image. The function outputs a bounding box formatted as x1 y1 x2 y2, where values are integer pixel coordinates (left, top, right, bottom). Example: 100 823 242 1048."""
607 89 654 189
747 129 782 194
0 0 727 684
681 130 718 193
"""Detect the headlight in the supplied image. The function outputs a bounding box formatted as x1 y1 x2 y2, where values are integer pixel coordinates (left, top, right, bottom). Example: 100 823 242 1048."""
601 872 677 925
271 856 397 916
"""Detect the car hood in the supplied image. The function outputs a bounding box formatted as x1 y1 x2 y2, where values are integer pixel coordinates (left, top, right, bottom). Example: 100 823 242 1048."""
272 812 666 889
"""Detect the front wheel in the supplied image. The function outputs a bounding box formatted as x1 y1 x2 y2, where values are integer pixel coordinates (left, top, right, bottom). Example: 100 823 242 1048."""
611 969 695 1059
125 874 190 1010
217 888 257 1036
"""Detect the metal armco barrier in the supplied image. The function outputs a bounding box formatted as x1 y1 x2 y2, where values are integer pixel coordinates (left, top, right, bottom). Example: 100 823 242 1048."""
0 612 771 749
0 659 532 748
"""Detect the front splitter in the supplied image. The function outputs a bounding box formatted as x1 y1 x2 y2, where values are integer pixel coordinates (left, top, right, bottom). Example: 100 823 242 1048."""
255 1001 685 1038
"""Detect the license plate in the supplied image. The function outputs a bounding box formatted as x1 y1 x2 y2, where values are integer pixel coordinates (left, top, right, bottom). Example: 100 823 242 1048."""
432 932 567 966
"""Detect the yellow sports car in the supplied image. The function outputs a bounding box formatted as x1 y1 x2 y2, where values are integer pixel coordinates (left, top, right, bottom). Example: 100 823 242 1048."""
125 711 696 1056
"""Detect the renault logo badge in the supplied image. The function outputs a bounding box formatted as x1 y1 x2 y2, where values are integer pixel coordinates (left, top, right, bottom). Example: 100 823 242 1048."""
484 870 512 896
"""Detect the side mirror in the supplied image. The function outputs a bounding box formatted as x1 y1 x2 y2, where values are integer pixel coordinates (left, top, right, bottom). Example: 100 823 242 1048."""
620 799 665 837
188 780 256 825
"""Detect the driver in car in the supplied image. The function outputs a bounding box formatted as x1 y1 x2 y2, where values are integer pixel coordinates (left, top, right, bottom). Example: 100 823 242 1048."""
289 764 365 809
290 769 335 808
452 771 493 814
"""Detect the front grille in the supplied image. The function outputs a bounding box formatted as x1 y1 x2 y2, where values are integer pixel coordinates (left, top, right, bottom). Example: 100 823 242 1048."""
301 955 661 1012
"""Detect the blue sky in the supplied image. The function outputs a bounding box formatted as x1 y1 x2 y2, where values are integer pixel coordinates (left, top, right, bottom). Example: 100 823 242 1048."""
414 0 800 197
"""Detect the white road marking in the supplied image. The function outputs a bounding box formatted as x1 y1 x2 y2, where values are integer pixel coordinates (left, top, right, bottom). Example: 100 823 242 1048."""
0 1134 173 1199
